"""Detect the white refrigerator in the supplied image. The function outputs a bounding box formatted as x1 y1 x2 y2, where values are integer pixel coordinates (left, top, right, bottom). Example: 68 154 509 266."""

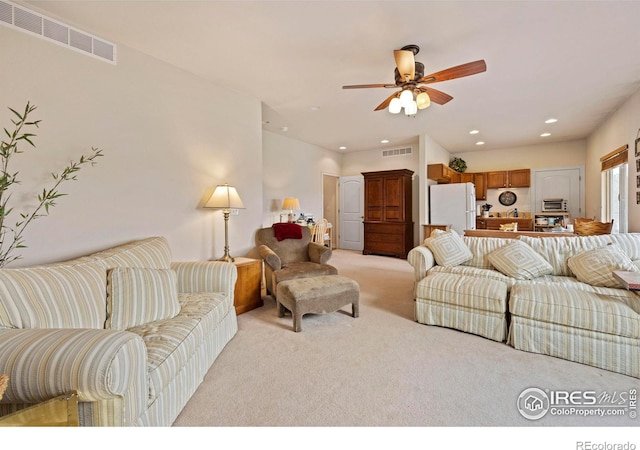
429 182 477 235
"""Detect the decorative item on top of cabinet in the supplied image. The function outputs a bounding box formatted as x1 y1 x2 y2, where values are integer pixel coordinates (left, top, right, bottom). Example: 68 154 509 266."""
486 169 530 189
363 169 414 259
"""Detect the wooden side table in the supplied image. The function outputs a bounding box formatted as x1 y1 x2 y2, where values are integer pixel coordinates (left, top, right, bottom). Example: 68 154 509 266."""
0 391 79 426
232 257 264 314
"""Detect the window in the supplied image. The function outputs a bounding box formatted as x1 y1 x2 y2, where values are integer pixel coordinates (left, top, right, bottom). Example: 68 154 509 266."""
600 145 628 233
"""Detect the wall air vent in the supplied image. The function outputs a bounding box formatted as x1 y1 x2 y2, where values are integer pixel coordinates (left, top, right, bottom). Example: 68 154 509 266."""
382 147 413 157
0 0 116 64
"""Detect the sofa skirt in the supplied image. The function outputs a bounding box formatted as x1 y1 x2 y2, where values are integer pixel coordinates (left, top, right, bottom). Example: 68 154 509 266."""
508 316 639 379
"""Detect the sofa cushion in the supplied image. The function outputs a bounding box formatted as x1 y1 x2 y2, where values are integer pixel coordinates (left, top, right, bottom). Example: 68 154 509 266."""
416 272 508 314
488 240 553 280
127 291 231 402
426 230 473 267
509 283 640 339
519 235 613 276
0 262 107 329
567 243 638 288
85 237 172 270
107 268 181 330
462 236 512 269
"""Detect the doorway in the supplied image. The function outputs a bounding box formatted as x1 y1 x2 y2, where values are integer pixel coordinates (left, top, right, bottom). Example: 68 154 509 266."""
338 175 364 251
322 174 339 248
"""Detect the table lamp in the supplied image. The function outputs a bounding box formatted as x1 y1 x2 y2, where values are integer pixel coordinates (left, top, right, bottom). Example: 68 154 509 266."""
205 183 245 262
282 197 300 223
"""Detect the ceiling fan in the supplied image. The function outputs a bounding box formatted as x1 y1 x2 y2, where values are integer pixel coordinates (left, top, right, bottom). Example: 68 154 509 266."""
342 44 486 115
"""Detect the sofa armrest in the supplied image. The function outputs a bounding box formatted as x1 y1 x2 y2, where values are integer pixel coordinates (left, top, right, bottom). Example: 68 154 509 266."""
258 245 281 271
171 261 238 300
407 245 436 282
308 242 331 265
0 328 147 425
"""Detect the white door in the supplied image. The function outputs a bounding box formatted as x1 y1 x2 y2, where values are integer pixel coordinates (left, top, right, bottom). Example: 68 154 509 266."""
339 175 364 251
533 168 582 218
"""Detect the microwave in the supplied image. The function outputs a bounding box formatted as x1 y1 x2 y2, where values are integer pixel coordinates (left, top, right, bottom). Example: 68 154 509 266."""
542 198 568 212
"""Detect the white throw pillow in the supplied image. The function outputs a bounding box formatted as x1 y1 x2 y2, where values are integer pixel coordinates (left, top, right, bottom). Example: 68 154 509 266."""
107 267 181 330
426 230 473 267
567 243 639 288
487 240 553 280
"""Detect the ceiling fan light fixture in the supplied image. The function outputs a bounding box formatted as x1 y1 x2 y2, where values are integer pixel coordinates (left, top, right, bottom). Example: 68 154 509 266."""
416 91 430 109
399 89 414 108
389 97 402 114
405 100 418 116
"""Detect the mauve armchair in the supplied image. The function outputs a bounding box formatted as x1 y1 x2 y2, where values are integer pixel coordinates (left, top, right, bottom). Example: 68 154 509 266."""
256 225 337 298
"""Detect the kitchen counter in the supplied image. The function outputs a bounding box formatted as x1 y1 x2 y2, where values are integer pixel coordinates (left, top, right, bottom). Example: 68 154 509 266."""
476 217 534 231
465 230 576 238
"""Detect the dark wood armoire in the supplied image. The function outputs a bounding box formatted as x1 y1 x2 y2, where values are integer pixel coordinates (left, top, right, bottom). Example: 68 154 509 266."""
362 169 414 258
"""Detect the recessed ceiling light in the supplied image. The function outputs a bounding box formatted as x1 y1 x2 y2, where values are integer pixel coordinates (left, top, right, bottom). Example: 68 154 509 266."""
540 132 551 137
262 120 271 125
380 139 390 144
545 118 558 124
281 126 288 132
469 130 479 135
310 106 320 111
476 141 485 146
339 146 347 150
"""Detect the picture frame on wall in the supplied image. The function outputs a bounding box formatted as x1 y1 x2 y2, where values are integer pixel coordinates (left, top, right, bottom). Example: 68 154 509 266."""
636 137 640 157
637 191 640 205
636 158 640 172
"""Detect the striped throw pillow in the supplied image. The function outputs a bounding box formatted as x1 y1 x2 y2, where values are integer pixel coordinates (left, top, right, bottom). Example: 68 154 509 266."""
107 267 181 330
487 240 553 280
426 230 473 267
567 243 638 288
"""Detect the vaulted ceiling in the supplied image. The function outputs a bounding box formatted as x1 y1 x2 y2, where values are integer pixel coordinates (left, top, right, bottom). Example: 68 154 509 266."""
28 1 640 153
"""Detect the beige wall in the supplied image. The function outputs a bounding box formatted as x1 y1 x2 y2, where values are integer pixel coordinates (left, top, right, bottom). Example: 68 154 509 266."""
1 27 263 266
451 140 586 172
262 131 341 227
586 87 640 230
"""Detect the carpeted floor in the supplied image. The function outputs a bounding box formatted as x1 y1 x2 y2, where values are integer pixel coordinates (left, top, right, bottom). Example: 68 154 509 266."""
173 250 638 428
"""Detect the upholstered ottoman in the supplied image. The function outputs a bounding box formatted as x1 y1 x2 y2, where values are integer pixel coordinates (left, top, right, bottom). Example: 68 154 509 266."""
276 275 359 332
414 272 509 342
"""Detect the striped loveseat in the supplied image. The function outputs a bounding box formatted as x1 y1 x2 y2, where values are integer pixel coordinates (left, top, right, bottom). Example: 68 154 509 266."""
0 237 238 426
408 232 640 379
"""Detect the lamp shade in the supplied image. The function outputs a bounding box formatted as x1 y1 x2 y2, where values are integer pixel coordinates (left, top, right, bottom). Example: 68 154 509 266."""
282 197 300 211
205 184 245 209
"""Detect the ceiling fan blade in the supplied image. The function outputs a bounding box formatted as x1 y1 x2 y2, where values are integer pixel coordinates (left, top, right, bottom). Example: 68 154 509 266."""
394 49 415 82
374 92 400 111
418 60 487 84
342 83 396 89
419 86 454 105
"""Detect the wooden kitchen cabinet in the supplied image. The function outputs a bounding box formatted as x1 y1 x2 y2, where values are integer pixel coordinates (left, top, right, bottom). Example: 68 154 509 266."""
363 169 414 258
473 172 487 200
427 164 460 183
486 169 530 188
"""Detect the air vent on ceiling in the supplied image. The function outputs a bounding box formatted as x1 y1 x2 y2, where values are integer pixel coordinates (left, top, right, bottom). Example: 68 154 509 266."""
382 147 413 157
0 0 116 64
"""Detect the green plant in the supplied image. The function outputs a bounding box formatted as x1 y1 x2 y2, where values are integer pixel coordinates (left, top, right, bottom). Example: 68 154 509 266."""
449 157 467 173
0 103 103 267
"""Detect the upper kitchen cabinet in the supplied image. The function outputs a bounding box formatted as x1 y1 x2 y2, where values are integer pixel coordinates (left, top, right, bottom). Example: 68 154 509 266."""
427 164 461 183
486 169 530 189
473 172 487 200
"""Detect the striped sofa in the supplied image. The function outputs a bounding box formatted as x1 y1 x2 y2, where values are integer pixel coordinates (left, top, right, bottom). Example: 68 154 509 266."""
408 233 640 379
0 237 238 426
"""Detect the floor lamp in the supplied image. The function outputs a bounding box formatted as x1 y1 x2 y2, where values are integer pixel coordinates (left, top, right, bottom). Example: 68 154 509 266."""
205 183 245 262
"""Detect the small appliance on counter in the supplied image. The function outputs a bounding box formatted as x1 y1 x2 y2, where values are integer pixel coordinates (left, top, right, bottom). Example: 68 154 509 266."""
542 198 568 212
